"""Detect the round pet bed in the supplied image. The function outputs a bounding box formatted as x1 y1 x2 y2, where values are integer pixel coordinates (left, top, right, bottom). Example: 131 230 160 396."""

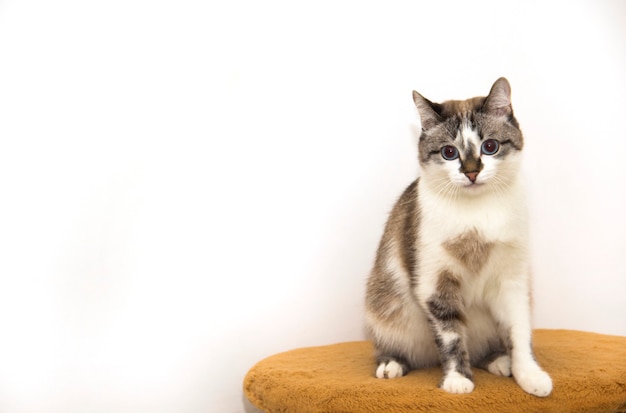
244 329 626 413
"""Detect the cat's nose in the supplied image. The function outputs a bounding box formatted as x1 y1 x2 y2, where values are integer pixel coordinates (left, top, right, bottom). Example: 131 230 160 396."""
465 171 479 183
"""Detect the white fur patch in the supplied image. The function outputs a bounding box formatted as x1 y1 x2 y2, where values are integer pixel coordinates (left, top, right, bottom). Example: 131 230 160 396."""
460 124 479 152
376 360 404 379
440 331 459 346
384 251 411 290
441 371 474 394
487 355 512 377
513 363 553 397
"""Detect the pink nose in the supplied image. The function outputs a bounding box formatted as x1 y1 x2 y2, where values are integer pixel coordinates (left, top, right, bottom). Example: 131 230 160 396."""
465 171 479 182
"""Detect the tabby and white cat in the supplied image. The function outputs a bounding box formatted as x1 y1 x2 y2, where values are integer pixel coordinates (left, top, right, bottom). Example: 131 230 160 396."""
365 78 552 397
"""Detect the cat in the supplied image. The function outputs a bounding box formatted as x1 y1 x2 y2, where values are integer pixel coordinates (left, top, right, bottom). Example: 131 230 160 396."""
364 77 552 397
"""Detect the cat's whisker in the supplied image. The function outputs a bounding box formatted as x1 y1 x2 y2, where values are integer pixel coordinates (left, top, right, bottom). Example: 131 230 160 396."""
432 177 454 200
490 176 513 203
488 176 507 201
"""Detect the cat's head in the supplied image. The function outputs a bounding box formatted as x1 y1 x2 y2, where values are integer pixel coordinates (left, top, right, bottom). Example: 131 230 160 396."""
413 78 523 197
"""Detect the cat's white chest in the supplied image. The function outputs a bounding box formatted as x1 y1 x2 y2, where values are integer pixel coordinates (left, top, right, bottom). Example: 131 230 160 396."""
415 178 529 299
418 179 527 245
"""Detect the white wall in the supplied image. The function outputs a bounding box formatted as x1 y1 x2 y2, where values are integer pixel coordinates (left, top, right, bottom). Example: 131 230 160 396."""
1 0 624 412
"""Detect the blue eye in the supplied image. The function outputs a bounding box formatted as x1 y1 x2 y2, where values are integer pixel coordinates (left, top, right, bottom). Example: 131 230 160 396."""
481 139 499 155
441 145 459 161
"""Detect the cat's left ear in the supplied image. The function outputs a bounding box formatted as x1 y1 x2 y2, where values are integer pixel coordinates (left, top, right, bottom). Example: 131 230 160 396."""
483 77 512 117
413 91 442 130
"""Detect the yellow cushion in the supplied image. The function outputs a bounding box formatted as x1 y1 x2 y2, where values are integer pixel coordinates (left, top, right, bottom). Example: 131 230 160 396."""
244 329 626 412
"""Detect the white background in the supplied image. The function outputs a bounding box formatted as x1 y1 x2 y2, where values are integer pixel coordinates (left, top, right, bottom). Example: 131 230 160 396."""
1 1 625 412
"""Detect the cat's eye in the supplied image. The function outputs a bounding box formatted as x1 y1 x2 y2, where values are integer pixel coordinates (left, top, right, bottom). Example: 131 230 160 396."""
441 146 459 161
481 139 500 155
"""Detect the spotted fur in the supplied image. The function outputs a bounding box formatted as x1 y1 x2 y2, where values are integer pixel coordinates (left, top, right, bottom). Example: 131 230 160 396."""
365 78 552 397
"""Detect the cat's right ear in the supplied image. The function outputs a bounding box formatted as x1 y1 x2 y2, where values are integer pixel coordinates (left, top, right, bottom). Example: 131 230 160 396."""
483 77 512 117
413 91 442 131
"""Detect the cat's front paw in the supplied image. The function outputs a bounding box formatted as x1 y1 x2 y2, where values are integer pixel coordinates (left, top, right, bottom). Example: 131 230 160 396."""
487 355 512 377
375 360 405 379
513 366 552 397
440 371 475 394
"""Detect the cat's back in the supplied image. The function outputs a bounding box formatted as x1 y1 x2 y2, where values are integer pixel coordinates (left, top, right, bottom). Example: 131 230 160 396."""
365 179 420 319
373 179 420 273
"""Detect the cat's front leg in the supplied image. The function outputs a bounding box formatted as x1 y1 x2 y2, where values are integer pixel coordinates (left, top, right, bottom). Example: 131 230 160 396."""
493 279 552 397
421 270 474 394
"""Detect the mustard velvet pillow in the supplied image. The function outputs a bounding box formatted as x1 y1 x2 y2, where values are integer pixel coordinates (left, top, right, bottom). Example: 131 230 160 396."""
244 329 626 413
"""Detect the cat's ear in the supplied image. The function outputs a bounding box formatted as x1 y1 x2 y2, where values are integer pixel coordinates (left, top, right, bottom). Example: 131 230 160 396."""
483 77 512 117
413 91 442 130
